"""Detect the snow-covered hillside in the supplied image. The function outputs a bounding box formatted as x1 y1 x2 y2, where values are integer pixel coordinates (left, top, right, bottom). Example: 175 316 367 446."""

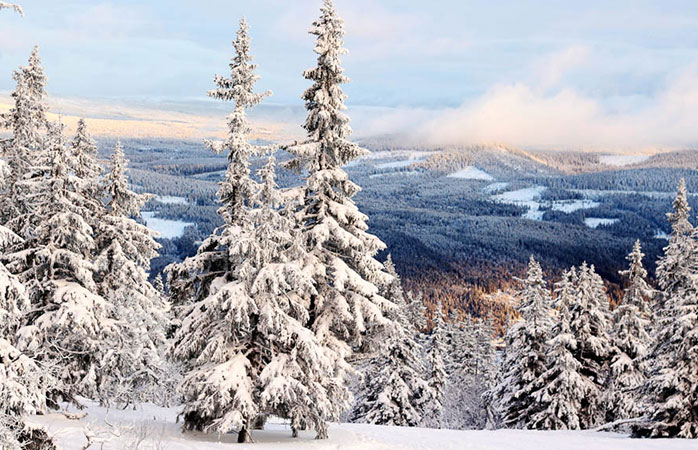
27 402 694 450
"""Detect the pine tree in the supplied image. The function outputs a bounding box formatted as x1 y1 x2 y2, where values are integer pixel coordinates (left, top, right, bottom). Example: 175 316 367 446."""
69 118 103 201
0 223 50 450
351 255 432 427
529 268 586 430
94 142 170 407
173 156 334 441
4 121 114 405
492 255 554 428
406 290 428 333
283 0 395 437
167 17 270 310
170 21 344 442
633 182 698 438
606 240 652 422
0 46 48 227
423 306 447 428
567 262 612 428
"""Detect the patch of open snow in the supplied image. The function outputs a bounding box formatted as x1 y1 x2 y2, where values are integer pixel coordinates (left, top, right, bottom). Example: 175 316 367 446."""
551 199 600 213
154 195 189 205
482 182 509 194
654 229 669 240
494 186 547 203
27 400 697 450
493 187 600 221
447 166 494 181
141 211 194 239
599 154 650 166
585 218 619 228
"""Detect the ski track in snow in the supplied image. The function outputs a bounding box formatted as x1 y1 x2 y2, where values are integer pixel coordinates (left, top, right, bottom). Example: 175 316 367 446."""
26 401 697 450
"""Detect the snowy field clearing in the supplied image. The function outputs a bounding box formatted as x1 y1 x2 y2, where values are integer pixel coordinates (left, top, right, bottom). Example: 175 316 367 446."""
585 217 620 228
491 186 599 221
447 166 494 181
26 402 694 450
141 211 194 239
599 154 650 166
153 195 189 205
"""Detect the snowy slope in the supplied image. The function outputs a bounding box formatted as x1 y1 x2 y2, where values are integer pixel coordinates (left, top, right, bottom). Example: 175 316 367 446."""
26 401 694 450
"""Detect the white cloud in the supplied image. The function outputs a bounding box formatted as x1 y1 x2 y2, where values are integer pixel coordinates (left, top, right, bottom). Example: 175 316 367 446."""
410 64 698 149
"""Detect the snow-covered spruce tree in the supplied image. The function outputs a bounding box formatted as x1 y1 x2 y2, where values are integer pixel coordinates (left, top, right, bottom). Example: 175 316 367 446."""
173 155 336 442
566 262 612 428
455 318 497 430
423 306 447 428
529 268 586 430
605 240 653 423
69 118 103 203
406 290 428 333
167 17 271 311
281 0 395 437
491 255 553 429
3 121 114 406
633 182 698 438
94 141 170 407
442 315 478 429
0 224 52 450
0 46 48 227
351 255 432 427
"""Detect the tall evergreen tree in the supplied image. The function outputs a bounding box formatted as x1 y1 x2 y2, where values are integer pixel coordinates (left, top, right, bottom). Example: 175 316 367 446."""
0 46 47 226
351 255 432 427
94 142 170 406
492 256 553 428
633 181 698 438
567 262 612 428
606 240 652 422
69 118 103 202
423 306 447 428
4 121 113 405
0 233 46 448
284 0 396 437
167 17 270 310
529 268 585 430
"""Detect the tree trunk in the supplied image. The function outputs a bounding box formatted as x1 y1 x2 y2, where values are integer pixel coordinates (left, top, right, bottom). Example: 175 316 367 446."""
237 426 252 443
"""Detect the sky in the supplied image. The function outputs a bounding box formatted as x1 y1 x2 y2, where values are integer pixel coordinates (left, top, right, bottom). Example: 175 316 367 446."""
2 0 698 149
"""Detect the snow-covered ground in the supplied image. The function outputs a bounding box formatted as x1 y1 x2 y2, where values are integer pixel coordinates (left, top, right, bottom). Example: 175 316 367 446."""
141 211 194 239
585 217 620 228
153 195 189 205
447 166 494 181
654 229 669 240
599 154 650 166
26 401 694 450
492 186 601 221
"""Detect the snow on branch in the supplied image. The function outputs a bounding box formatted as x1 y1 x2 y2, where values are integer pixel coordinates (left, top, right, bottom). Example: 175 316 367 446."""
0 2 23 16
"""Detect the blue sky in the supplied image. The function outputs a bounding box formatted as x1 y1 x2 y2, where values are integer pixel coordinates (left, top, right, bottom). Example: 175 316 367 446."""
3 0 698 147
